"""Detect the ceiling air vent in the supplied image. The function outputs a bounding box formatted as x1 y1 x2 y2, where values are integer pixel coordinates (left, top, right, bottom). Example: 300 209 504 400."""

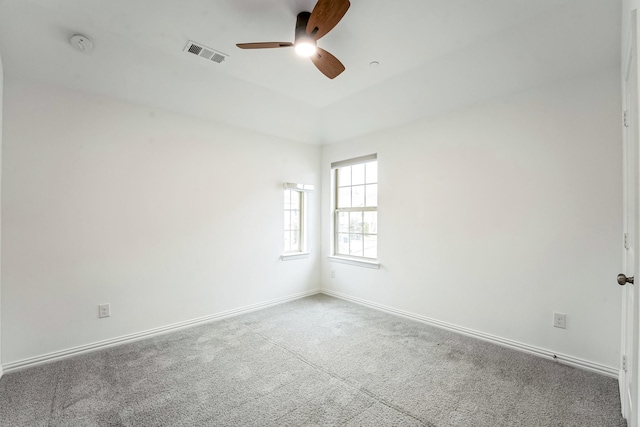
184 41 228 64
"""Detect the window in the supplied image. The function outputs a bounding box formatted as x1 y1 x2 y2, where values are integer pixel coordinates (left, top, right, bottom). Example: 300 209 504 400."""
284 188 302 253
332 155 378 260
282 183 313 259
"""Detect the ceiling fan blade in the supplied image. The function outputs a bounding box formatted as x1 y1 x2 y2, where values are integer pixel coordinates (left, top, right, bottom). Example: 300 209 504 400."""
236 42 293 49
310 47 345 79
306 0 350 40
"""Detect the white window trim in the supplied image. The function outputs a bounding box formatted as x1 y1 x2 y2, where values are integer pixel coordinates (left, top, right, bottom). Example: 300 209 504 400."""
282 183 314 260
281 252 311 261
283 182 315 192
328 255 380 269
330 154 378 263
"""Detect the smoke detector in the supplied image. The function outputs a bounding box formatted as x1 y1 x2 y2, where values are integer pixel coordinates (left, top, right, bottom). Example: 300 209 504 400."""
70 34 93 53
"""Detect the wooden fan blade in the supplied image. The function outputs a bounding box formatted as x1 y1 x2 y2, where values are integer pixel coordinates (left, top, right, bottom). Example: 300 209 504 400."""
310 47 345 79
306 0 350 40
236 42 293 49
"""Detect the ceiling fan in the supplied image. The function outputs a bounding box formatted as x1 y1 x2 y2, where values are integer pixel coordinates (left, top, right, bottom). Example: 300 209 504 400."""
236 0 350 79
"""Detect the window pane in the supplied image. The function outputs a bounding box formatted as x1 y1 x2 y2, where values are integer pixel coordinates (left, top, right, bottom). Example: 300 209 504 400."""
291 231 300 251
284 211 291 230
366 162 378 184
352 164 365 185
350 212 362 233
338 166 351 187
284 231 290 252
284 189 291 209
364 235 377 258
350 234 363 256
337 187 351 208
363 211 377 234
284 187 305 254
337 233 349 255
338 212 349 233
352 185 365 208
333 158 377 260
365 184 378 207
290 190 300 207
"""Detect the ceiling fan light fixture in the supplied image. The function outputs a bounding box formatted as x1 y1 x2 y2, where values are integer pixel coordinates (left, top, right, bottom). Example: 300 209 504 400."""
295 39 317 57
236 0 350 78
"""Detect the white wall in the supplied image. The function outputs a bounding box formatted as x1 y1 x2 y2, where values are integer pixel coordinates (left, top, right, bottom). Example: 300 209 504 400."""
0 66 624 372
321 68 623 369
1 78 321 364
623 0 638 60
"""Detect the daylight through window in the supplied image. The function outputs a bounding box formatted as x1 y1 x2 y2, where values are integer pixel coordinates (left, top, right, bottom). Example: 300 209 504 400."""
284 188 302 253
333 155 378 259
282 183 314 257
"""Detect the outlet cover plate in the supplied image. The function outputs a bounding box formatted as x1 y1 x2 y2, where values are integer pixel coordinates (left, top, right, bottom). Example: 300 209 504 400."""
553 312 566 329
99 303 111 318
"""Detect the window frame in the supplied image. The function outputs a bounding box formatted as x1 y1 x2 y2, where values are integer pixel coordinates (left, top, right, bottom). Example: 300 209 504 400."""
283 188 304 254
282 183 314 261
330 155 379 267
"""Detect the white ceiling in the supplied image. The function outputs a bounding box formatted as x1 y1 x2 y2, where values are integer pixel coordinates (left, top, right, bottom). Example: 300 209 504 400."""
0 0 621 144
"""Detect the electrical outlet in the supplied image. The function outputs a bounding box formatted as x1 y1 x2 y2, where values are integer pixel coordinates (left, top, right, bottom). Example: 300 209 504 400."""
99 303 111 318
553 312 566 329
331 270 335 279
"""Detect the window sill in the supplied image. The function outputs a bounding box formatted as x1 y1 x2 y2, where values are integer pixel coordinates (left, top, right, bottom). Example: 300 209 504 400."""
328 256 380 269
281 252 311 261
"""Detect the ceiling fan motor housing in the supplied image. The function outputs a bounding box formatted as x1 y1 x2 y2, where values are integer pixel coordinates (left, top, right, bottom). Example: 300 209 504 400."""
295 12 313 43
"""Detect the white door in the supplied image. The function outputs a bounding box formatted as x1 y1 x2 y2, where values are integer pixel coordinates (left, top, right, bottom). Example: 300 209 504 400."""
621 15 640 425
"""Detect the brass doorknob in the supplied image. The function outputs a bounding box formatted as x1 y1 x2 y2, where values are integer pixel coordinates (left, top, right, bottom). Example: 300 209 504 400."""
618 274 634 286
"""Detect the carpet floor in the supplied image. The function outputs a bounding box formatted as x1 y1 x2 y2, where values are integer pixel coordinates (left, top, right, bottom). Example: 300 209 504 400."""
0 294 627 426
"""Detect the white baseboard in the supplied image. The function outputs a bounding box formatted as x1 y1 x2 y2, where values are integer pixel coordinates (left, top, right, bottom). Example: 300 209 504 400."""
3 288 619 379
321 289 619 379
2 289 321 374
